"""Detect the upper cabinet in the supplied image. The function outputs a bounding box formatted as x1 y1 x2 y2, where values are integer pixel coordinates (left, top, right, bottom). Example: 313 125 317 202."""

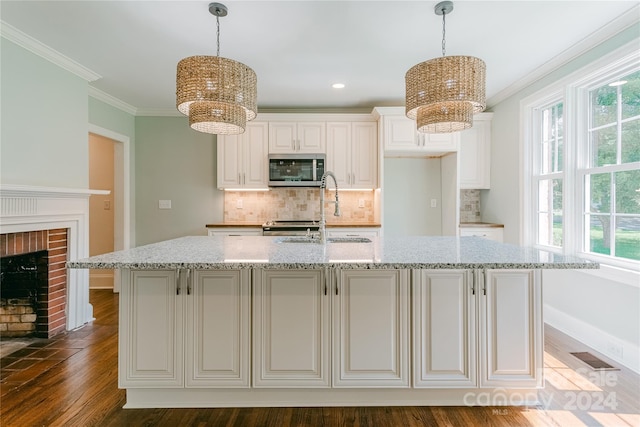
217 121 269 190
373 107 459 157
326 122 378 189
459 113 493 189
269 122 326 153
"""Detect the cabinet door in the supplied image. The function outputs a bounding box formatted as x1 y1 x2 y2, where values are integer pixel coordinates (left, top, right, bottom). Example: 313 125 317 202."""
383 115 418 152
333 269 409 387
351 122 378 188
479 269 543 388
460 118 491 189
253 269 330 387
185 270 250 388
326 122 351 187
297 122 326 152
420 132 459 152
269 122 296 153
413 270 476 388
119 269 184 388
243 122 269 188
217 134 242 189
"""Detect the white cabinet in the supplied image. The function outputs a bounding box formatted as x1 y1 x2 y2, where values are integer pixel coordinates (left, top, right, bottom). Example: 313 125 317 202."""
186 270 251 387
333 269 410 387
253 269 330 387
460 113 492 189
479 269 543 388
413 269 542 390
217 122 268 189
326 122 378 189
269 122 326 153
119 269 251 389
207 228 262 237
119 270 183 387
412 270 476 388
459 226 504 242
374 109 459 156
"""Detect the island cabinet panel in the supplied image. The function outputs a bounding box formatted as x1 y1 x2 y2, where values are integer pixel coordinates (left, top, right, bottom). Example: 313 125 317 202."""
253 269 330 387
479 269 543 388
119 269 251 389
333 269 410 387
185 270 251 388
119 270 184 388
412 270 477 388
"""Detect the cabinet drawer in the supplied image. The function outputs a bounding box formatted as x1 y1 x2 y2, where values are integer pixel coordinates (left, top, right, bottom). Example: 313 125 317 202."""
459 227 503 242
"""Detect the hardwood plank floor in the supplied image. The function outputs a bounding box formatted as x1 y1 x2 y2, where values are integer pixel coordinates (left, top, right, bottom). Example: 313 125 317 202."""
1 289 638 426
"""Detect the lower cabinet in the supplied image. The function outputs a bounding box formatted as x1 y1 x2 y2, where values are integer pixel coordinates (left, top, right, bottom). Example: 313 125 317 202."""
252 269 330 387
253 268 410 388
413 269 542 389
333 269 410 387
120 267 540 392
119 269 251 388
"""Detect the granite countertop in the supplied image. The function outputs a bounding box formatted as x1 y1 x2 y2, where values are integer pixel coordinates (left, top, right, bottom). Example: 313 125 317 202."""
67 236 597 271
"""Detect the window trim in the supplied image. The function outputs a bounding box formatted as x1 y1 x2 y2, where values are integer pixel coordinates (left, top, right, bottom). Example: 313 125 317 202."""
522 40 640 273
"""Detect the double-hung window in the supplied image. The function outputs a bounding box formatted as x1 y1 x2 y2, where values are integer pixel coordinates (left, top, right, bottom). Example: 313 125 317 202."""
526 44 640 270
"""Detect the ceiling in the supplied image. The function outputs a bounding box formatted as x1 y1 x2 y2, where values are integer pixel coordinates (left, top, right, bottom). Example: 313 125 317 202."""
1 1 638 115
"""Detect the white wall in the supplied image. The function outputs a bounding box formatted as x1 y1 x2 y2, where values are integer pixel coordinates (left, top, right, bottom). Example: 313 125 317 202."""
383 158 442 236
1 38 88 187
485 25 640 372
134 117 224 245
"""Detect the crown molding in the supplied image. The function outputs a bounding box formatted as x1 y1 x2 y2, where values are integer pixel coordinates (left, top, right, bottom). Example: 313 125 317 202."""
88 86 138 116
0 20 101 82
487 4 640 107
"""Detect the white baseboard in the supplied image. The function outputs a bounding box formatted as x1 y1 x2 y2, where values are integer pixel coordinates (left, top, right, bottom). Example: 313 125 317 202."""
544 304 640 374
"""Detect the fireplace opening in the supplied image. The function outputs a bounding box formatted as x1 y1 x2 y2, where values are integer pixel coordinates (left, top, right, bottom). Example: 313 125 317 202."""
1 250 49 337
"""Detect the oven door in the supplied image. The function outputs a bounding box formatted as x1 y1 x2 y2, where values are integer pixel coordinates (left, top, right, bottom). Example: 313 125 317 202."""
268 154 324 187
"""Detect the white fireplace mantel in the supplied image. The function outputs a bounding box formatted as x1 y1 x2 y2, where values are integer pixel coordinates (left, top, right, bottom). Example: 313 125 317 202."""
0 184 109 330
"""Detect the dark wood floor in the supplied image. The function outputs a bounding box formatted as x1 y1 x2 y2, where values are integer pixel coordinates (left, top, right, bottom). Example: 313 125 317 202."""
1 289 638 426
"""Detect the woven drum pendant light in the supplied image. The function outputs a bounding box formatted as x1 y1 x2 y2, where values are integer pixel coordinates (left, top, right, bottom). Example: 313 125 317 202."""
405 1 485 133
176 3 257 135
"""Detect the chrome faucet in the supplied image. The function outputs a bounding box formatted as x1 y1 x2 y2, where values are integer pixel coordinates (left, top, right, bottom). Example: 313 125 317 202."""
319 171 340 243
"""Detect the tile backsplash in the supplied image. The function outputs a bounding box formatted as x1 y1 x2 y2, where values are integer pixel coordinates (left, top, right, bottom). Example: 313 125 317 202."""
460 189 481 222
224 188 379 224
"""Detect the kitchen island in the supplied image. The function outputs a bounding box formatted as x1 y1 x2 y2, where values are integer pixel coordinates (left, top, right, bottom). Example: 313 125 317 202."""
68 235 596 408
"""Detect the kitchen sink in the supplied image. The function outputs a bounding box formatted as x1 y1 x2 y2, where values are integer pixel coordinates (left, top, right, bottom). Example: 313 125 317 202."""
277 237 321 244
327 237 372 243
276 236 372 244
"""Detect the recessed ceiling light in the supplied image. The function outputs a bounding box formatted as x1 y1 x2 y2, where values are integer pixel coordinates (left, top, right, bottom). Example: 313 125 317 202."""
332 83 345 89
608 80 628 87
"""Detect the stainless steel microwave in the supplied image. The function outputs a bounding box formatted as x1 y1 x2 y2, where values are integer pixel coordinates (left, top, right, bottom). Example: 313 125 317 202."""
268 154 325 187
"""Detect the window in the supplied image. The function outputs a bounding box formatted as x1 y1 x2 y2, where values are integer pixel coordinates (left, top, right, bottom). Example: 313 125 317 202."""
526 45 640 270
583 71 640 262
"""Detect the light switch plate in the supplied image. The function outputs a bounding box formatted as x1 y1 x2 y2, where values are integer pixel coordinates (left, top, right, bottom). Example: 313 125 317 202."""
159 200 172 209
430 199 437 208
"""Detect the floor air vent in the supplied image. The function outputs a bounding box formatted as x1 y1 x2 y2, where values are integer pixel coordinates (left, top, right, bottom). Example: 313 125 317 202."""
570 352 619 370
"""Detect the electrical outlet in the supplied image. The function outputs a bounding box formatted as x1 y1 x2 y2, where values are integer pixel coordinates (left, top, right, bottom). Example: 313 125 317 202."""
103 200 111 210
358 199 365 208
158 200 172 209
607 341 623 359
236 199 243 209
430 199 437 208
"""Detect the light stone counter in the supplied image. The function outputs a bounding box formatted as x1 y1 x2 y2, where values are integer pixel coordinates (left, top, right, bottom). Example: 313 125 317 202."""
67 235 597 270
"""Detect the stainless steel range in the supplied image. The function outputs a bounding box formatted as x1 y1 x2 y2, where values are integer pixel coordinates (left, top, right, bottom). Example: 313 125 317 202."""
262 220 320 236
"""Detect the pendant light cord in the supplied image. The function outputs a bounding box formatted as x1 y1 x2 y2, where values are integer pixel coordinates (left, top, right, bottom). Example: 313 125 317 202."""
441 8 446 57
216 14 221 57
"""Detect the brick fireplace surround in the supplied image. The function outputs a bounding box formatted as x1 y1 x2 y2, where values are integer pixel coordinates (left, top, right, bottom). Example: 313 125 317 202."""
0 184 107 336
1 229 68 338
